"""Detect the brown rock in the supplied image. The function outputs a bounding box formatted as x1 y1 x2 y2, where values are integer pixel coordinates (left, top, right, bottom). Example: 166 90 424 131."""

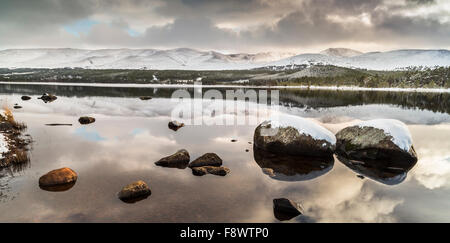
188 153 223 168
155 149 190 169
21 96 32 101
78 116 96 125
14 105 22 109
168 121 184 131
118 180 151 203
39 167 78 187
139 96 152 100
192 166 230 176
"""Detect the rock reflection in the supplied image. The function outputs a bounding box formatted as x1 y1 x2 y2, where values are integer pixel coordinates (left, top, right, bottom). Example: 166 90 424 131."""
253 147 334 181
39 181 76 192
337 155 417 185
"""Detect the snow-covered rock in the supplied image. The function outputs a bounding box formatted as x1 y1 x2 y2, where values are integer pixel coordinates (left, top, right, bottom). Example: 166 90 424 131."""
335 119 418 168
254 114 336 158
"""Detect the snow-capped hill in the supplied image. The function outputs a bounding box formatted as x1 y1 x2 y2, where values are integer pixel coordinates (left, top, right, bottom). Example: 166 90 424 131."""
0 48 291 70
0 48 449 70
270 49 450 70
320 48 363 57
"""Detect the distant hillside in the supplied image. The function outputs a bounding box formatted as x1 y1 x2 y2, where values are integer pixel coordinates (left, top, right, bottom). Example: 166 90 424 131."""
320 48 363 57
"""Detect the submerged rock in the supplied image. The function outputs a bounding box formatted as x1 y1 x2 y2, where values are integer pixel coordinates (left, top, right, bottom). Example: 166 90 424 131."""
273 198 304 221
192 166 230 176
168 121 184 131
118 180 152 203
335 119 417 168
188 153 223 168
38 93 57 103
254 114 336 158
21 96 31 101
13 105 22 109
78 116 96 125
155 149 190 169
39 167 78 190
254 147 334 181
139 96 152 100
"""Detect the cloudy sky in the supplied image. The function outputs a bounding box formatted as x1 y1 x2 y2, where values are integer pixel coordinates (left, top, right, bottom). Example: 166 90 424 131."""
0 0 449 53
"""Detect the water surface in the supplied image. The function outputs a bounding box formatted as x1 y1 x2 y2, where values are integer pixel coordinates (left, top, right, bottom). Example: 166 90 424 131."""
0 83 449 222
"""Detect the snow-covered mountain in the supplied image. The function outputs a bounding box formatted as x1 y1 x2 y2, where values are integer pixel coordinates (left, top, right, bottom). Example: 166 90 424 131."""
269 49 450 70
0 48 449 70
0 48 294 70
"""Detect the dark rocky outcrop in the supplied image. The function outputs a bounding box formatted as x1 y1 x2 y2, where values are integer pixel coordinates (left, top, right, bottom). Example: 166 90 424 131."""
188 153 223 168
118 180 152 203
78 116 96 125
192 166 230 176
21 96 31 101
168 121 184 131
13 105 22 109
38 93 57 103
273 198 304 221
155 149 190 169
39 167 78 191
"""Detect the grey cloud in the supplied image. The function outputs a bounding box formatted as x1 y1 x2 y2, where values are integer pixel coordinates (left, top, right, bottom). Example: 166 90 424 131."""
0 0 449 51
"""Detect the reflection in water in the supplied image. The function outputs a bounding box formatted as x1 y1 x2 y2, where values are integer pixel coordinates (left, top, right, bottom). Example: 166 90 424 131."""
253 147 334 181
39 182 76 192
1 83 450 114
119 194 151 204
337 155 416 186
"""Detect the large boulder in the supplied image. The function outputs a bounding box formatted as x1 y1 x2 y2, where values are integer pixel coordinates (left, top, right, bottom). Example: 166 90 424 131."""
21 96 31 101
188 153 223 168
192 166 230 176
335 119 417 169
155 149 190 169
254 114 336 158
273 198 304 221
118 180 152 203
39 168 78 191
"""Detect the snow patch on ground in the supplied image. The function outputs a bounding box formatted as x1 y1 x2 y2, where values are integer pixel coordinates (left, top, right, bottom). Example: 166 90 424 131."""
0 134 9 159
357 119 413 151
267 113 336 144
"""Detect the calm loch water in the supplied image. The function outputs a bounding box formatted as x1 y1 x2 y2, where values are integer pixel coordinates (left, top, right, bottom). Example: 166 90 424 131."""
0 83 449 222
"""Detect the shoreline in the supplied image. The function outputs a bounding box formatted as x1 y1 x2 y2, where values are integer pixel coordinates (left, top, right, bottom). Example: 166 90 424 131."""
1 81 449 93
